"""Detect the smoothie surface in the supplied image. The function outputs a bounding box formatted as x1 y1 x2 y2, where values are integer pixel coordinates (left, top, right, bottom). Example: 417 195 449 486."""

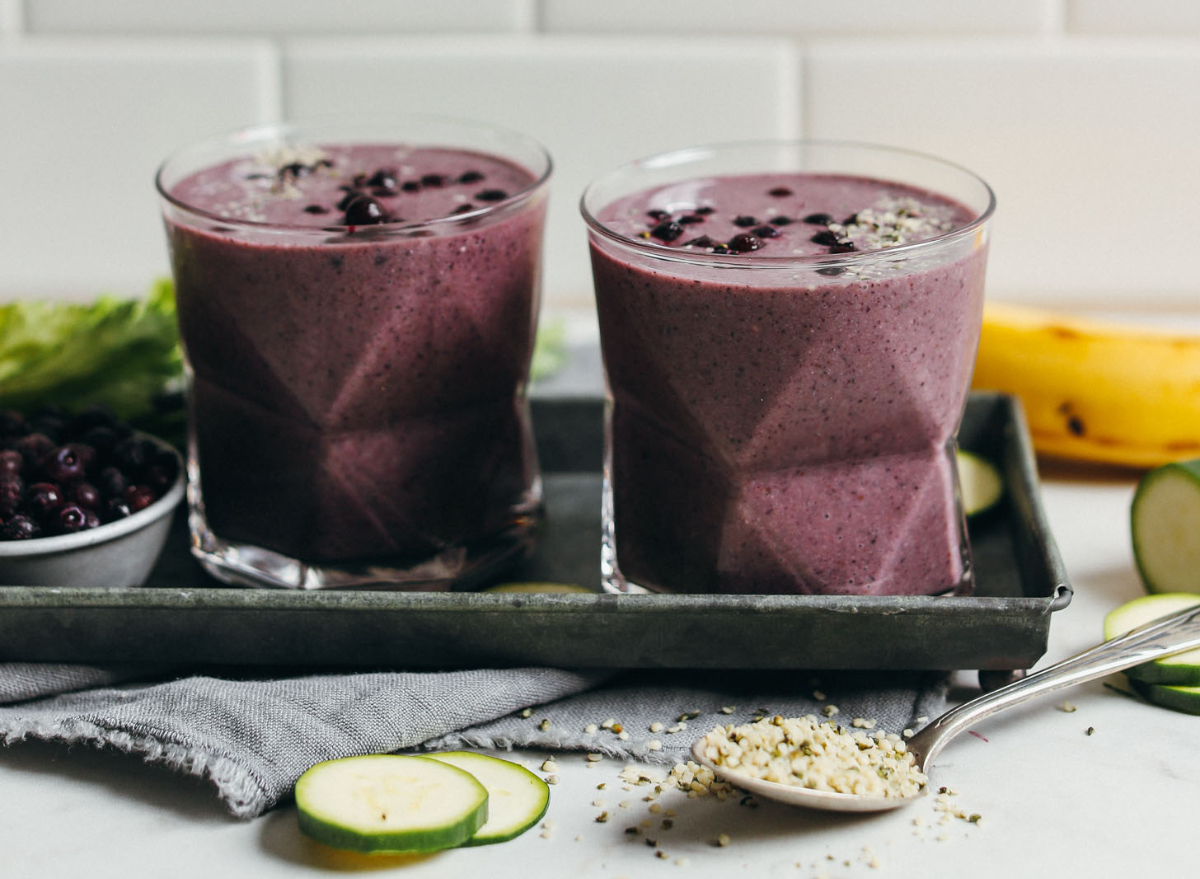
169 144 536 228
596 173 974 258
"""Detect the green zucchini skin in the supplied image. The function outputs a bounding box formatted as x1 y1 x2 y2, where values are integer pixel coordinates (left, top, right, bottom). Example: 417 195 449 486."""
1105 593 1200 686
427 751 550 846
1130 679 1200 716
295 755 488 855
1131 460 1200 595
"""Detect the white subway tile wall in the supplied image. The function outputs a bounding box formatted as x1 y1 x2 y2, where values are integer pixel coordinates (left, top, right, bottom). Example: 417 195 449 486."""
2 1 1198 309
1068 0 1200 35
542 0 1058 36
23 0 536 35
0 39 278 297
284 37 796 303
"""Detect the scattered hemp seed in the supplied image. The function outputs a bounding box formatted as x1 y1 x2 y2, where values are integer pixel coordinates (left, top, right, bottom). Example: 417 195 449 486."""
545 775 559 785
903 728 915 738
584 723 598 734
698 715 927 799
647 740 663 751
822 704 840 718
593 798 607 807
656 850 669 860
1059 701 1077 713
667 725 682 734
601 718 616 730
618 731 630 741
1086 726 1095 736
650 722 664 733
719 706 735 715
674 857 689 866
969 814 983 824
541 759 558 773
662 819 674 830
644 837 658 848
595 811 610 823
597 783 607 790
520 708 533 718
679 711 701 722
715 834 732 847
619 800 632 809
539 718 551 731
587 753 604 762
812 691 826 701
624 826 640 836
649 802 663 814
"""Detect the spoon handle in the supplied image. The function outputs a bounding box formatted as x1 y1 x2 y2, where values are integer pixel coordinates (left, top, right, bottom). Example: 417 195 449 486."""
913 603 1200 765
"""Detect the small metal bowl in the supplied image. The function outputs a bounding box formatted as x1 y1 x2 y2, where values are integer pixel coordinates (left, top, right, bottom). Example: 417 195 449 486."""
0 436 185 588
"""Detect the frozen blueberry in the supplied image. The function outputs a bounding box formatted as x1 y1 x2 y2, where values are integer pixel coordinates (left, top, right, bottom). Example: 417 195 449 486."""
647 209 671 220
0 450 22 477
650 221 685 243
769 216 794 226
96 466 127 499
400 180 422 192
336 190 363 211
803 213 834 225
684 236 716 248
728 233 764 253
103 499 132 523
693 206 715 216
15 433 54 471
452 204 476 215
733 216 758 228
69 481 101 511
475 189 508 202
112 437 153 476
817 266 846 277
768 187 793 197
1 515 40 540
26 482 63 520
678 215 704 225
458 170 485 184
751 225 781 239
343 194 390 226
829 242 857 253
0 476 24 517
368 168 398 189
54 504 90 534
810 230 840 246
123 485 158 513
303 204 330 214
40 444 89 483
421 173 448 188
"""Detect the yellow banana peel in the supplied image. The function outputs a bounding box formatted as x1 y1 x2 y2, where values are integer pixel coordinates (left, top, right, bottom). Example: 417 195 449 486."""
972 302 1200 468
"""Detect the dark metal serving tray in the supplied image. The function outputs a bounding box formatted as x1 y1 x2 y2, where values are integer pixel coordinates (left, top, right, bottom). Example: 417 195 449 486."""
0 392 1070 672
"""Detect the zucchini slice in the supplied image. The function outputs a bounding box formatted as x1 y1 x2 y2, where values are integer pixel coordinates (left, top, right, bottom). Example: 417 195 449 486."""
1104 593 1200 685
295 755 488 854
426 752 549 846
957 450 1003 518
1129 679 1200 716
1132 460 1200 594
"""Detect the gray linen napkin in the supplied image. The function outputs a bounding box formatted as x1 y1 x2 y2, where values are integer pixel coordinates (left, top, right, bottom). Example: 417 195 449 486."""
0 663 945 818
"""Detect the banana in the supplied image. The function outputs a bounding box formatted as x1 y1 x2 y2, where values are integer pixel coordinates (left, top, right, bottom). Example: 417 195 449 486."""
971 302 1200 468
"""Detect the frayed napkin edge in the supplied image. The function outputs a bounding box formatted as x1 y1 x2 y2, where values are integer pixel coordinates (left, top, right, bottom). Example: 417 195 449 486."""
0 716 269 819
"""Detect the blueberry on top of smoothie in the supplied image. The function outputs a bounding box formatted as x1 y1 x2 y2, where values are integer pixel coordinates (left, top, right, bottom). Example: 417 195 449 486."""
650 221 685 243
769 215 794 226
693 206 715 215
401 180 422 192
647 209 671 220
458 170 485 184
303 204 330 214
803 212 833 225
810 230 840 246
678 215 704 225
768 186 793 197
475 189 508 202
421 173 449 188
452 203 476 215
368 168 397 189
733 215 758 228
728 232 763 252
751 225 780 239
829 242 857 253
684 235 715 248
342 194 390 226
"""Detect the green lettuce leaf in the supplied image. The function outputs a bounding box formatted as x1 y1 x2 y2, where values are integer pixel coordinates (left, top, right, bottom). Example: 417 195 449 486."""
0 279 182 421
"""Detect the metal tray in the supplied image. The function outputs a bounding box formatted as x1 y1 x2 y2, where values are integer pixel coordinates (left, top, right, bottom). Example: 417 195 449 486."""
0 392 1071 672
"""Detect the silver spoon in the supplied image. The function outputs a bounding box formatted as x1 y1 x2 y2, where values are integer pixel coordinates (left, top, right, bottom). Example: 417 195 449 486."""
691 602 1200 813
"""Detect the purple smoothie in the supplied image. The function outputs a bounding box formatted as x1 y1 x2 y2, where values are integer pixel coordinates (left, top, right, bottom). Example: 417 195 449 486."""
164 144 546 564
590 173 987 595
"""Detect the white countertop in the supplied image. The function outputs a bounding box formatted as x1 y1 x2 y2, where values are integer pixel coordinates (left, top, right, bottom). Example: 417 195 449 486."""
0 466 1193 878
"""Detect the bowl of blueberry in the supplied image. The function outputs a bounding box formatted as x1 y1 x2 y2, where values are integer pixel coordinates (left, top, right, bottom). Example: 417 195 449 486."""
0 404 184 588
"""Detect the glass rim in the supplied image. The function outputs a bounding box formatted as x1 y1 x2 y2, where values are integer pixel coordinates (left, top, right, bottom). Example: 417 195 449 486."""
580 138 996 269
155 113 553 233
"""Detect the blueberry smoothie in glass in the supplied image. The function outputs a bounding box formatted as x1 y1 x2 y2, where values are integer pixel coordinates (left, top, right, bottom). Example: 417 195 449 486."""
157 120 550 589
583 142 994 596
